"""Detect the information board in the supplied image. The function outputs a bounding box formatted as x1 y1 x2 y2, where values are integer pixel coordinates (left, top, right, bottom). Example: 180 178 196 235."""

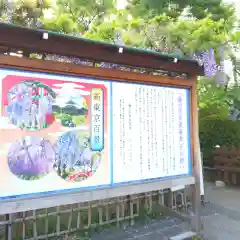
0 68 191 200
111 82 191 183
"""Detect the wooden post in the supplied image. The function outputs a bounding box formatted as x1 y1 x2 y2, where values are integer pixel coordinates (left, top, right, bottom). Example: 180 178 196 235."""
190 77 202 233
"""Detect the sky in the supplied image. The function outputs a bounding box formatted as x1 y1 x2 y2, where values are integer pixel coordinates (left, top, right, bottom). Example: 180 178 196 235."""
223 0 240 14
117 0 127 10
53 82 89 107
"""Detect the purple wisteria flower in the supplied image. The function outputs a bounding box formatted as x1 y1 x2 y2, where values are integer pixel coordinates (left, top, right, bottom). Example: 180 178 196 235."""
8 136 55 180
6 81 55 131
53 131 101 182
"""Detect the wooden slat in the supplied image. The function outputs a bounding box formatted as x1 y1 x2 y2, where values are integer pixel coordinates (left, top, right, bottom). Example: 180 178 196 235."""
214 147 240 177
215 166 240 172
0 190 191 239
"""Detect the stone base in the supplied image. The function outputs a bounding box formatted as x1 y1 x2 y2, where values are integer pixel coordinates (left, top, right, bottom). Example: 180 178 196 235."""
215 180 225 188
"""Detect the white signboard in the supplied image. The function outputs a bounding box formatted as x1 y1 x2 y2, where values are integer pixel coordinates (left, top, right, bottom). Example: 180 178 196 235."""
111 82 191 184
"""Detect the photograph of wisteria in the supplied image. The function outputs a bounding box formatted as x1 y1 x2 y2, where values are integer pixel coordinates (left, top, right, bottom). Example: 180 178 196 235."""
53 131 102 182
6 80 56 131
7 136 55 180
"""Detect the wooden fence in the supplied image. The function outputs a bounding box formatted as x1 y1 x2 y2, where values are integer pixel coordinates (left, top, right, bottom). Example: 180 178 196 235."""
204 147 240 185
0 189 191 240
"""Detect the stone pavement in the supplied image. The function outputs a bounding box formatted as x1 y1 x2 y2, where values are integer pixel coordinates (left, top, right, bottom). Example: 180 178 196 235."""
91 217 194 240
201 182 240 240
89 182 240 240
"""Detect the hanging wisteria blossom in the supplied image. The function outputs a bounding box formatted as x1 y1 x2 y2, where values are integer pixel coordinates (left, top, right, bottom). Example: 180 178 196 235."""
6 80 56 131
54 131 102 182
8 136 55 180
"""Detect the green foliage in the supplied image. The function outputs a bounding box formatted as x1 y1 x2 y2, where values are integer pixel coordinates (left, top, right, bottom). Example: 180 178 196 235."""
200 120 240 166
82 10 238 56
84 22 116 42
42 13 81 33
167 16 235 54
127 0 183 19
190 0 235 21
200 120 240 149
2 0 238 59
198 78 230 121
198 78 240 120
0 0 53 27
132 14 236 55
72 115 87 125
0 0 7 14
197 77 240 166
198 79 240 166
123 0 239 55
42 0 114 33
127 0 236 21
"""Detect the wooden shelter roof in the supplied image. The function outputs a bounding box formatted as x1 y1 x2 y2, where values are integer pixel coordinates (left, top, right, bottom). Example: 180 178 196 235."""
0 22 204 76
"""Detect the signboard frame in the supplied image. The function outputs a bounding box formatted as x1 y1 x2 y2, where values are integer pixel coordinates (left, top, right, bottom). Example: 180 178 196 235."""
0 55 199 216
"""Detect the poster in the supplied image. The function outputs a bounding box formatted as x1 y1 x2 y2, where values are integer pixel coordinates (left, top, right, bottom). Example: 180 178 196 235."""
111 82 191 183
0 69 111 199
0 68 191 200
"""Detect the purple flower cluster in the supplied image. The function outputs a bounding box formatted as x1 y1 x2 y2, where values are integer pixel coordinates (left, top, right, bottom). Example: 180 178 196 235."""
8 136 55 177
6 81 54 130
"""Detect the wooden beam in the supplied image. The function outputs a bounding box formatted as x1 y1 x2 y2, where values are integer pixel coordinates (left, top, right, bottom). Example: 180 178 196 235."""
0 55 195 87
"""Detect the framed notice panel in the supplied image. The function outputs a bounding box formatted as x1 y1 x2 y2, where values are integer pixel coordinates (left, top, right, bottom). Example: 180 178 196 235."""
111 82 191 184
0 68 191 201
